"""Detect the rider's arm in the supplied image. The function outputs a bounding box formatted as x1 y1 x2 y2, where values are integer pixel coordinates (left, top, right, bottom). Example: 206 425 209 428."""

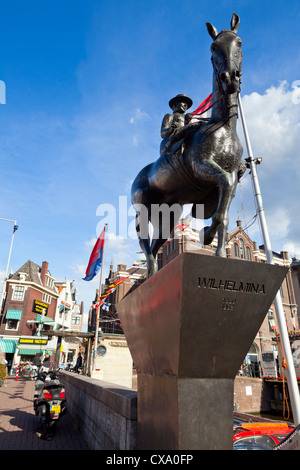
161 114 175 139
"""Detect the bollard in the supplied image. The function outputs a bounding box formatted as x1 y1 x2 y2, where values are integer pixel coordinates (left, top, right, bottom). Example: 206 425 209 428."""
15 365 19 382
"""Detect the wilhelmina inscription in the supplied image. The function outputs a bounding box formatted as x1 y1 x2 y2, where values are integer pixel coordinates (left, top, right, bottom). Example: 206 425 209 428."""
198 277 266 294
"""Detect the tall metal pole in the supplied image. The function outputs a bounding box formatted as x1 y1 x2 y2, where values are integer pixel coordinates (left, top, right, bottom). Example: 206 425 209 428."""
0 219 18 313
238 93 300 424
93 224 107 371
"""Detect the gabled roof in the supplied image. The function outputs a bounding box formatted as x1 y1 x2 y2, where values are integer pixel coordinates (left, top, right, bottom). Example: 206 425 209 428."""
10 260 41 284
9 260 57 293
227 223 255 247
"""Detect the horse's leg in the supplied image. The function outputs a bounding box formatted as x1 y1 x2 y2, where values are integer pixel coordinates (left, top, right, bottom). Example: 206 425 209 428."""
207 172 236 257
150 208 178 259
215 176 237 257
135 210 157 278
198 169 235 255
132 168 160 277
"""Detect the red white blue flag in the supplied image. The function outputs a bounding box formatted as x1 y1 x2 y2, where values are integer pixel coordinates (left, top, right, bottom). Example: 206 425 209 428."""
83 226 106 281
192 93 213 115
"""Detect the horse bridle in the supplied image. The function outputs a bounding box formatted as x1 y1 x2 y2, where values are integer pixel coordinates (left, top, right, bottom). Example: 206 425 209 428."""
191 53 242 120
211 56 242 95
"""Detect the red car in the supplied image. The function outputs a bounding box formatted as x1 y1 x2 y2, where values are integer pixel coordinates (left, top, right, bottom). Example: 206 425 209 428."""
233 422 295 450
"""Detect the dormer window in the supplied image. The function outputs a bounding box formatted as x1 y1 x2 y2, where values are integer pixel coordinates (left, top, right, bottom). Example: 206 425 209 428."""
45 276 54 288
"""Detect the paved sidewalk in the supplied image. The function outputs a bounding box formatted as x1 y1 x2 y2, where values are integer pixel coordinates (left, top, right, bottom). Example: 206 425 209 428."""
0 376 88 450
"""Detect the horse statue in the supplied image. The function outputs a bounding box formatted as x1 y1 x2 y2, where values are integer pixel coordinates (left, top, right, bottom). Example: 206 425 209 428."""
131 13 246 277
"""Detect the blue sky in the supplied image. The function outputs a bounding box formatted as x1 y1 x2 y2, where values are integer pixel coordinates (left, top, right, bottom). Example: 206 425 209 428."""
0 0 300 319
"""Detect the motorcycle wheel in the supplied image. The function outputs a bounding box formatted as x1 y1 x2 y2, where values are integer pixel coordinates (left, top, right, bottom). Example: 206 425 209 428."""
40 420 57 440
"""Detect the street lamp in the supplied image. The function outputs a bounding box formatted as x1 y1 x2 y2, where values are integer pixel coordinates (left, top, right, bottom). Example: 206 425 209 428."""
0 218 18 313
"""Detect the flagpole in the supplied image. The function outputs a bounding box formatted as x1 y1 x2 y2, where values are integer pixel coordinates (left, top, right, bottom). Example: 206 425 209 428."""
238 93 300 425
93 223 107 372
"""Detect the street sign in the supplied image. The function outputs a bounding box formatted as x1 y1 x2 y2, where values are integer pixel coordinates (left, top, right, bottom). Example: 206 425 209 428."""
32 300 49 315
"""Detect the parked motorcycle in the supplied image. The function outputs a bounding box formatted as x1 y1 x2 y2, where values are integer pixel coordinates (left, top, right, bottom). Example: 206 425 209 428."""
33 370 67 439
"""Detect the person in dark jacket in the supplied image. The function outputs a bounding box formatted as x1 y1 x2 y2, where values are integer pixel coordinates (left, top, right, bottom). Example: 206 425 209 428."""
32 353 42 369
74 353 82 373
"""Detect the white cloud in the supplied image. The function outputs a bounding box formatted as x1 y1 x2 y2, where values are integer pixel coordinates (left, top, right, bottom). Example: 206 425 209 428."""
72 264 86 276
265 207 291 239
239 81 300 172
129 108 150 124
85 237 97 250
230 81 300 257
282 242 300 259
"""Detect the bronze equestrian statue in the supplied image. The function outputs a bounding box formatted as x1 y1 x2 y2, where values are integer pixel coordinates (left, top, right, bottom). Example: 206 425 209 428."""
131 13 246 277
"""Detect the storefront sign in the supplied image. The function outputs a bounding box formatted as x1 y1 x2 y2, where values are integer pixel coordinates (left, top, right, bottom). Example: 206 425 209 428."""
261 351 277 377
108 341 127 348
32 300 49 315
19 337 48 345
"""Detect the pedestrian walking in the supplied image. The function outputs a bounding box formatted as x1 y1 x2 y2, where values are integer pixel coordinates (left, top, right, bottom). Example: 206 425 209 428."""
32 353 41 370
74 353 82 374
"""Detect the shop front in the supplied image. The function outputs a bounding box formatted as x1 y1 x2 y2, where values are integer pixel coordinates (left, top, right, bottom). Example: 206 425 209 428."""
17 336 53 365
0 337 18 373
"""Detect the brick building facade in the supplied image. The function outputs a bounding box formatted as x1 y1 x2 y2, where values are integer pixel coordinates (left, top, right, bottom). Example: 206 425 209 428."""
88 263 145 335
0 260 58 370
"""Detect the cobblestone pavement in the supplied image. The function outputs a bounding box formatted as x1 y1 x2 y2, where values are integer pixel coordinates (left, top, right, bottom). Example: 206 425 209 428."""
0 376 88 450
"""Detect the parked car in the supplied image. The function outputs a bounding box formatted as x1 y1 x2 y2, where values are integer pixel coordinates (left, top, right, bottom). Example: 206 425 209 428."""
233 422 295 450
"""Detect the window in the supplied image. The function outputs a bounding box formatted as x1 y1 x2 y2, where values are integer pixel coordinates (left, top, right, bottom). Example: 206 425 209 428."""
6 319 18 330
12 285 25 301
268 310 276 332
234 243 239 257
246 246 251 261
239 239 245 259
42 293 51 304
45 276 54 288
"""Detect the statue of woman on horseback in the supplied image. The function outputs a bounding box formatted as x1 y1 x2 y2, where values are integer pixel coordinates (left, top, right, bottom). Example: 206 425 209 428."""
131 13 246 277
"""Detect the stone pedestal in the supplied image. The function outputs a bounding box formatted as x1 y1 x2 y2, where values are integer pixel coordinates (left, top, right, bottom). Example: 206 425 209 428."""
117 253 287 450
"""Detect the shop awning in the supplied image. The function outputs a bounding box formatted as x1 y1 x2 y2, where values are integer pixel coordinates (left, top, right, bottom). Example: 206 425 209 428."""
35 314 55 326
0 338 18 353
6 309 22 320
18 349 53 356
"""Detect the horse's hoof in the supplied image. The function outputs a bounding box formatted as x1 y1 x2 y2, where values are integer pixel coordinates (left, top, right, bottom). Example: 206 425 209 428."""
200 226 215 245
147 257 158 278
215 248 227 258
147 267 158 278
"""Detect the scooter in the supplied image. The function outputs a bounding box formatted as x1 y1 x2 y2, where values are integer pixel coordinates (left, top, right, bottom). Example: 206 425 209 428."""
33 370 67 440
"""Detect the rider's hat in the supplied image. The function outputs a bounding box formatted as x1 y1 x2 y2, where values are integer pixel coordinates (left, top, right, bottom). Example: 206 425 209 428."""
169 94 193 110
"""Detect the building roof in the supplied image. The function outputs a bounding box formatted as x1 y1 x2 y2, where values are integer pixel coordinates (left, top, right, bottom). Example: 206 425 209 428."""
9 260 57 293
